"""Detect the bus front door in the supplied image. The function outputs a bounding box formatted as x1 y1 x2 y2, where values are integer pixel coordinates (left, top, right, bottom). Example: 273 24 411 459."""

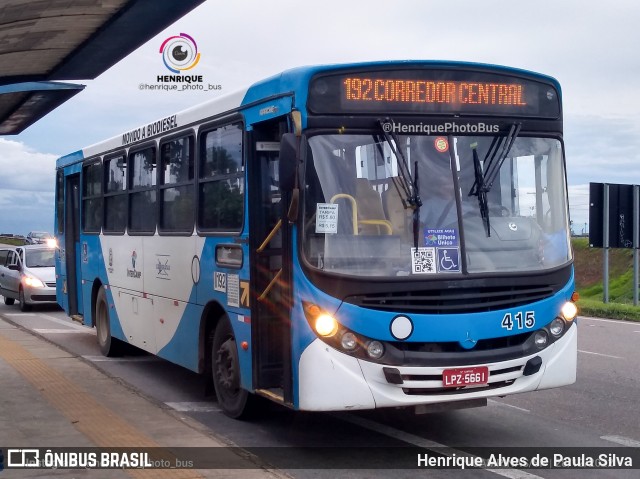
249 121 293 406
64 174 83 317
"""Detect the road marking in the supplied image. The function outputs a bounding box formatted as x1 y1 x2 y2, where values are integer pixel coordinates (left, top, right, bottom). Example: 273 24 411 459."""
578 349 622 359
3 313 36 317
82 355 156 362
34 328 91 334
337 414 543 479
488 399 530 413
580 316 640 326
166 402 221 413
601 435 640 447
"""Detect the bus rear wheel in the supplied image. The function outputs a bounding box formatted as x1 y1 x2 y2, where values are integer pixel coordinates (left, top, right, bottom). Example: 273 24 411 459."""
95 287 121 357
211 316 254 418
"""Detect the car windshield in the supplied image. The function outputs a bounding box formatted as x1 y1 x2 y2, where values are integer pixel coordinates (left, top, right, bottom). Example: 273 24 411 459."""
25 249 55 268
302 134 571 277
32 232 49 239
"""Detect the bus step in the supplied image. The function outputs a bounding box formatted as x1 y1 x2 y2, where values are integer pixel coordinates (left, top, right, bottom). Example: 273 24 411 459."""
254 388 285 404
70 315 84 324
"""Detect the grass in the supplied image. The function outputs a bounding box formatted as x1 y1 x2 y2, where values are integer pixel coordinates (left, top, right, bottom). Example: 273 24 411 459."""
578 298 640 322
0 237 26 246
572 237 640 322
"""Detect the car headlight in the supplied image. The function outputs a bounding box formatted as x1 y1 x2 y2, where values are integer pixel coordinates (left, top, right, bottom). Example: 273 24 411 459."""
24 276 45 288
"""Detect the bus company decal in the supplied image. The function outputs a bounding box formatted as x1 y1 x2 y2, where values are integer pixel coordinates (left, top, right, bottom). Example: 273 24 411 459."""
107 248 114 273
126 250 142 279
155 254 171 280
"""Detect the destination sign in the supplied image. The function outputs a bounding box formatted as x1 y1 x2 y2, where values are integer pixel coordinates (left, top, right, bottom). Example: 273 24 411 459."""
308 69 560 118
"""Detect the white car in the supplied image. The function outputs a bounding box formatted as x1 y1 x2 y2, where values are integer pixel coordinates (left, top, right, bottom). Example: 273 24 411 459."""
0 245 57 311
25 231 54 245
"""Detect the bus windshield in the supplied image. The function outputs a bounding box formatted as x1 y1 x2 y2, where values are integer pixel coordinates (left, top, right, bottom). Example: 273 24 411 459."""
302 133 571 277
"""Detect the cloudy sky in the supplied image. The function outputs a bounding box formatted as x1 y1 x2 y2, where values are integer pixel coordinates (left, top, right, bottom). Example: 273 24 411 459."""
2 0 639 236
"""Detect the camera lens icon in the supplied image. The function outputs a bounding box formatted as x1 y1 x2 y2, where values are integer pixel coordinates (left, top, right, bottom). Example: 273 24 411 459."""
160 33 201 74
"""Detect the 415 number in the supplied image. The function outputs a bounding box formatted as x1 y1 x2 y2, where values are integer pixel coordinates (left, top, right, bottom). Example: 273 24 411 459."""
501 311 535 331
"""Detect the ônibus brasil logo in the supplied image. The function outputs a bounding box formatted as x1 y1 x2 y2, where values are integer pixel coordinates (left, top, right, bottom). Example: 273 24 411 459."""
159 33 201 74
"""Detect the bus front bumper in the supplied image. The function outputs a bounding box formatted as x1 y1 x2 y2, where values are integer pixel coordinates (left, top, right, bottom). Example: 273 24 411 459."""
297 323 576 411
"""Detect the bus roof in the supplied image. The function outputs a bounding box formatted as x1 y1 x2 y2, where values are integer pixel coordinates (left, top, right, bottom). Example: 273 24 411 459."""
56 60 561 169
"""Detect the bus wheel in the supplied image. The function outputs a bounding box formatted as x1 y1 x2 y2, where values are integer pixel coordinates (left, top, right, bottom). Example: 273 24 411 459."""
212 316 252 418
95 287 120 357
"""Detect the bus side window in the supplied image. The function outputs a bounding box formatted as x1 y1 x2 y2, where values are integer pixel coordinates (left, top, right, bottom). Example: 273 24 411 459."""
159 136 194 233
198 123 244 232
128 146 157 234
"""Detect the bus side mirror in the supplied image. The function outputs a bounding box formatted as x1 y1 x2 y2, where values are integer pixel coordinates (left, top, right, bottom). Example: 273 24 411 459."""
279 133 298 192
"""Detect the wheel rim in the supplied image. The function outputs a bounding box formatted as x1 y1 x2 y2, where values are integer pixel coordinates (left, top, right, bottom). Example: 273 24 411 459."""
215 337 240 396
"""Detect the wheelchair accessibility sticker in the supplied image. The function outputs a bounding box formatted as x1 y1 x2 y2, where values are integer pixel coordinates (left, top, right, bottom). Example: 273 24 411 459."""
437 248 460 273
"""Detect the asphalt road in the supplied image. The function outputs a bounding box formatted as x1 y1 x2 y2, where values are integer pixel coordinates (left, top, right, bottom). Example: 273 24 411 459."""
1 300 639 479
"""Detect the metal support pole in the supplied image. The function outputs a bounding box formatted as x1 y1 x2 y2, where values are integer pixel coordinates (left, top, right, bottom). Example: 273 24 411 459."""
603 184 609 303
634 185 639 306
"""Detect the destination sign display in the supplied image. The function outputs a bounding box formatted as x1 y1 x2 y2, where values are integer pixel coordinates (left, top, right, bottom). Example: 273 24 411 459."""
308 69 560 118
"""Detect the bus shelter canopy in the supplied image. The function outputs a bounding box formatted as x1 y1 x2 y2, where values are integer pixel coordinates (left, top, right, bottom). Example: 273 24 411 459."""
0 0 204 134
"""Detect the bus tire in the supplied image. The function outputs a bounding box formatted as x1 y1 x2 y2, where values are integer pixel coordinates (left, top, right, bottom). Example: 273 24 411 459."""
4 296 15 306
95 287 121 357
211 315 254 418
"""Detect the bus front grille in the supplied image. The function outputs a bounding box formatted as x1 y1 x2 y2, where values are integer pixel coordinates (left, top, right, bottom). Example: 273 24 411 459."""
345 285 554 314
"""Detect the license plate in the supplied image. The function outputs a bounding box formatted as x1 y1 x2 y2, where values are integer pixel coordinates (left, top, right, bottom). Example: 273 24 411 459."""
442 366 489 387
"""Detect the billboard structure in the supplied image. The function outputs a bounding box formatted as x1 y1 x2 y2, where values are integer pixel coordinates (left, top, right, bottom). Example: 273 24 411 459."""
589 183 639 305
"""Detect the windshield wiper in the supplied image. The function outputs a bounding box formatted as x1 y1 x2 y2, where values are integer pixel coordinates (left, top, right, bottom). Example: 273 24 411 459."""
484 122 521 190
468 123 521 237
376 118 422 210
470 146 491 237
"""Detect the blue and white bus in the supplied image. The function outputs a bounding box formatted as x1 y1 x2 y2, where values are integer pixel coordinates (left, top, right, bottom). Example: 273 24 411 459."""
55 61 577 418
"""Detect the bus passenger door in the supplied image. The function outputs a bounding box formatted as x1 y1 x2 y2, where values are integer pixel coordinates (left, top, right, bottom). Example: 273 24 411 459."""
249 120 292 405
64 174 83 317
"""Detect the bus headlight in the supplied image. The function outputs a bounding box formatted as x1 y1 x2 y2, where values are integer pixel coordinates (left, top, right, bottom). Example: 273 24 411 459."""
341 332 358 351
549 317 565 337
561 301 578 321
367 341 384 359
315 314 338 337
533 330 549 349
